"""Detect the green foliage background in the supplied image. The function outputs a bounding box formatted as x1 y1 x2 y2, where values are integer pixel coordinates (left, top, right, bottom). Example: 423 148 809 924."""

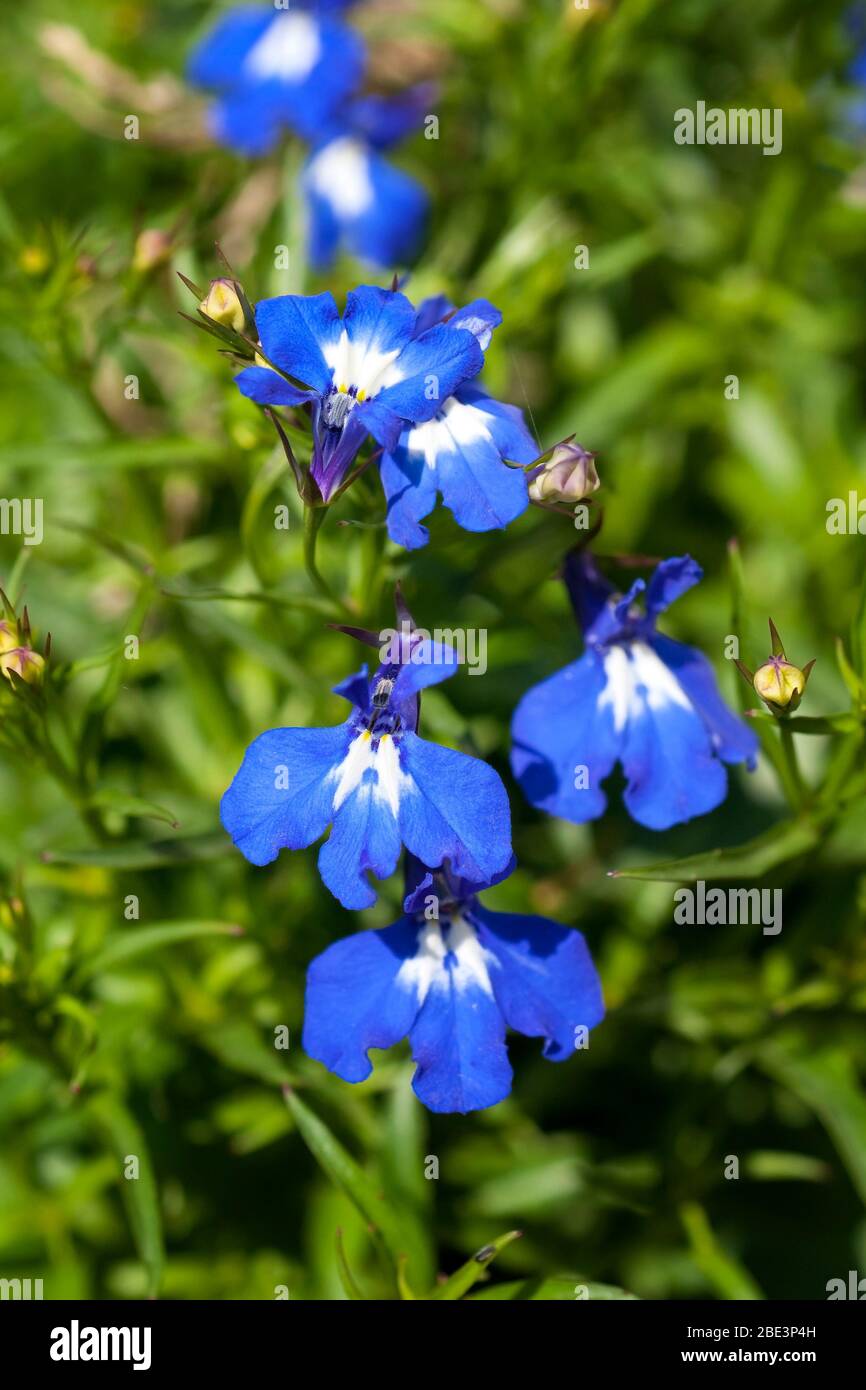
1 0 866 1300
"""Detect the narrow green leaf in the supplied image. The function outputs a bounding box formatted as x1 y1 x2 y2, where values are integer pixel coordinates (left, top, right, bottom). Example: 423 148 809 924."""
610 819 819 882
199 1020 291 1087
88 1094 164 1298
469 1276 638 1300
852 563 866 677
0 437 230 472
430 1230 522 1300
283 1087 428 1291
745 710 860 735
380 1068 434 1289
681 1202 764 1300
86 789 180 829
396 1254 417 1301
42 832 231 869
335 1229 366 1301
836 638 863 705
742 1150 830 1183
77 921 241 982
757 1041 866 1207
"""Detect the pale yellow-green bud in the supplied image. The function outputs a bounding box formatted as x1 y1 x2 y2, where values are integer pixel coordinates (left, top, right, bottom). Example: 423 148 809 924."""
735 620 815 717
0 619 20 655
1 646 45 685
753 659 807 713
199 278 248 333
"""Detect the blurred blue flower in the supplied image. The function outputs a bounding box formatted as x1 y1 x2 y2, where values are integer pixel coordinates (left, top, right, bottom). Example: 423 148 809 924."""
511 552 759 831
221 598 512 910
234 284 488 499
187 4 365 156
303 856 604 1113
303 89 433 269
380 296 538 549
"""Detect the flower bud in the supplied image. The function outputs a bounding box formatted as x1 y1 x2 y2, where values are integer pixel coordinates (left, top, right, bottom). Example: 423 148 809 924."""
0 618 19 655
735 619 815 717
19 246 50 276
1 646 45 685
529 443 600 503
753 659 808 713
132 228 173 274
199 278 250 334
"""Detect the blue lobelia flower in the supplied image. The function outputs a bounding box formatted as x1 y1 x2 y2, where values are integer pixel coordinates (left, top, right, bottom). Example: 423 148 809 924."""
187 4 365 157
379 296 538 549
302 90 433 270
511 552 759 832
234 284 487 500
303 856 604 1113
220 594 512 910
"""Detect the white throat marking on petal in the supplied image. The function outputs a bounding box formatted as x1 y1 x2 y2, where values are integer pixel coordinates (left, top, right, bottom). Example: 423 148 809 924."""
323 330 404 403
405 396 493 470
599 641 692 734
308 137 374 219
396 914 496 1004
244 13 321 83
329 731 415 816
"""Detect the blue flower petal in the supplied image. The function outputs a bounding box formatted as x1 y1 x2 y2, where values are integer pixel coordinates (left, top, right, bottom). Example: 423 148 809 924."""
564 551 616 636
343 85 435 149
398 732 512 884
342 284 417 360
408 957 511 1113
616 644 729 829
380 384 534 549
317 769 404 909
352 396 403 450
390 637 460 700
254 292 341 392
650 635 759 768
302 100 430 267
305 188 341 272
331 664 371 711
220 724 350 866
645 554 703 618
511 653 621 822
189 9 365 151
379 445 436 548
402 853 517 913
234 365 317 407
208 88 284 157
448 300 503 351
373 324 484 424
187 9 273 87
412 294 452 338
310 408 370 500
303 918 421 1082
475 906 604 1061
346 152 427 268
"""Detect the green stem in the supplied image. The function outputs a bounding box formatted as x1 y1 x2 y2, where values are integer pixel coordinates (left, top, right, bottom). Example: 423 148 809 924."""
778 722 808 810
303 506 350 615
